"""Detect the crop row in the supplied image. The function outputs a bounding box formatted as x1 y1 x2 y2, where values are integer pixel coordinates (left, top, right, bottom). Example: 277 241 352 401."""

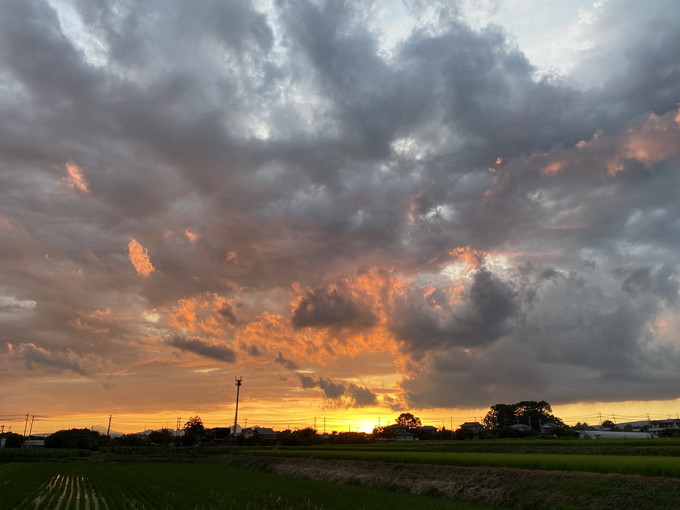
0 448 90 461
0 462 484 510
240 448 680 478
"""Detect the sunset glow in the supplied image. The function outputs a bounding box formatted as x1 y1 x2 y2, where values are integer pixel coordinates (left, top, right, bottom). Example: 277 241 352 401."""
2 0 680 437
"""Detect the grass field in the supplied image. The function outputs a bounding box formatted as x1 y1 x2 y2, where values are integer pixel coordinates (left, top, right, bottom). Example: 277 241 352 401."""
239 447 680 477
0 461 489 510
3 439 680 509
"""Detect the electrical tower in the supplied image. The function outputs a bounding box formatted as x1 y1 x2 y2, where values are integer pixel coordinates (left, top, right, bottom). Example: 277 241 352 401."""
233 376 243 435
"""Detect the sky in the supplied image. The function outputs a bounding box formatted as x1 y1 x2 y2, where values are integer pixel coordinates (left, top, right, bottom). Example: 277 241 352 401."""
2 0 680 435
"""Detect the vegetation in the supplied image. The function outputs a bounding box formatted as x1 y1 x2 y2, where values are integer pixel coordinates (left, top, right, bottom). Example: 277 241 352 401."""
396 412 422 430
44 428 108 451
240 447 680 478
0 432 25 448
4 438 680 509
0 461 487 510
482 400 565 432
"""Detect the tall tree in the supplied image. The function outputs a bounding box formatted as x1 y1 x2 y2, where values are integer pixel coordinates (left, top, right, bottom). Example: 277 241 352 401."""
182 416 205 446
483 401 564 432
396 413 422 430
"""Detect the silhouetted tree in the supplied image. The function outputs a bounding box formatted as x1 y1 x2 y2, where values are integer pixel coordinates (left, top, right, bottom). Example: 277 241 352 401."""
276 427 323 446
601 419 619 431
111 433 148 446
45 428 106 450
148 428 174 445
182 416 205 446
483 401 564 433
396 413 422 430
0 432 24 448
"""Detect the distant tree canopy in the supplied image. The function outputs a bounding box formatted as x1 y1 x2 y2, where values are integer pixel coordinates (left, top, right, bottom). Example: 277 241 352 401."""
45 428 106 450
483 401 565 432
396 413 421 430
0 432 24 448
182 416 205 446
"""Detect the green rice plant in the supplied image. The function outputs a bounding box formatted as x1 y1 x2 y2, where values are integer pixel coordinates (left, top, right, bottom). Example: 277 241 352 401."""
240 448 680 477
0 461 490 509
0 448 90 461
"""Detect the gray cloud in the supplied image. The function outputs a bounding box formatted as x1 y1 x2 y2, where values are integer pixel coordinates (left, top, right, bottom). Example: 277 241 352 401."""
1 0 680 416
297 373 377 408
168 335 236 363
390 268 517 354
3 343 101 376
275 351 300 370
292 283 377 330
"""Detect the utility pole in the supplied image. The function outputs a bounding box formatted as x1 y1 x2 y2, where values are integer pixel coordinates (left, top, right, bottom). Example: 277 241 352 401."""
314 417 317 431
28 416 35 437
23 413 29 437
233 376 243 433
107 415 112 436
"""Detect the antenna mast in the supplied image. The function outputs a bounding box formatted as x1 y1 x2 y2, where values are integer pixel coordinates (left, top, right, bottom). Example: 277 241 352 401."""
233 376 243 433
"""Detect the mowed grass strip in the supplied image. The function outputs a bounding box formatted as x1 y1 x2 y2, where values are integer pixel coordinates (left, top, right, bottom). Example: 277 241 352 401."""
0 462 490 510
243 449 680 477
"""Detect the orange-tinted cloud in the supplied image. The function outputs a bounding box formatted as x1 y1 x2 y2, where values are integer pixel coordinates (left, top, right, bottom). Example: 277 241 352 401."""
167 293 236 334
63 162 90 193
448 247 484 269
185 229 200 242
620 108 680 169
128 239 155 276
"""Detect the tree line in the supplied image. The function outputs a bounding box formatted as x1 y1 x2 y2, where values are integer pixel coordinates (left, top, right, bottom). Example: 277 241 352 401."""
0 402 581 450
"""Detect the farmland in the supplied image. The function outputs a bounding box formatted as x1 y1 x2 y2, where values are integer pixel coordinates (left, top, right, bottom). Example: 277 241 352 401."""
0 461 486 510
2 439 680 509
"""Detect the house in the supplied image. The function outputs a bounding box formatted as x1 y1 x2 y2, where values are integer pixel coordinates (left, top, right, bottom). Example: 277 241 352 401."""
649 419 680 437
579 430 654 439
416 425 438 439
379 424 418 441
509 423 531 432
23 439 45 448
540 422 559 434
242 426 277 443
460 422 484 434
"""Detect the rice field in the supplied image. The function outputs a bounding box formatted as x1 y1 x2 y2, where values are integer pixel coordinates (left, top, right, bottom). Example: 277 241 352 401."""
241 447 680 477
0 462 488 510
3 439 680 509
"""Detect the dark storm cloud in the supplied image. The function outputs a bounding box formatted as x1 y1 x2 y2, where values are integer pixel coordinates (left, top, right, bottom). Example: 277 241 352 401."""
297 373 378 407
1 0 680 413
390 268 517 354
169 335 236 363
400 262 680 408
275 351 300 370
3 343 99 377
292 283 377 330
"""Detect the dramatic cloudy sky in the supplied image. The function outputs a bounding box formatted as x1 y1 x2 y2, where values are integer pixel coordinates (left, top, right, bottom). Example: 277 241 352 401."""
2 0 680 433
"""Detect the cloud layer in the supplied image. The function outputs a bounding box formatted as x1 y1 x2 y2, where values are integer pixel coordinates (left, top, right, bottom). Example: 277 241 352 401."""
1 0 679 420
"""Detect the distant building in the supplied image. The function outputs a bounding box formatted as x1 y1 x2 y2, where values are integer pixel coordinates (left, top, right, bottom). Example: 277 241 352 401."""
242 426 277 443
579 430 654 439
379 424 417 441
648 419 680 437
23 439 45 448
509 423 531 432
540 422 559 434
460 422 484 434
